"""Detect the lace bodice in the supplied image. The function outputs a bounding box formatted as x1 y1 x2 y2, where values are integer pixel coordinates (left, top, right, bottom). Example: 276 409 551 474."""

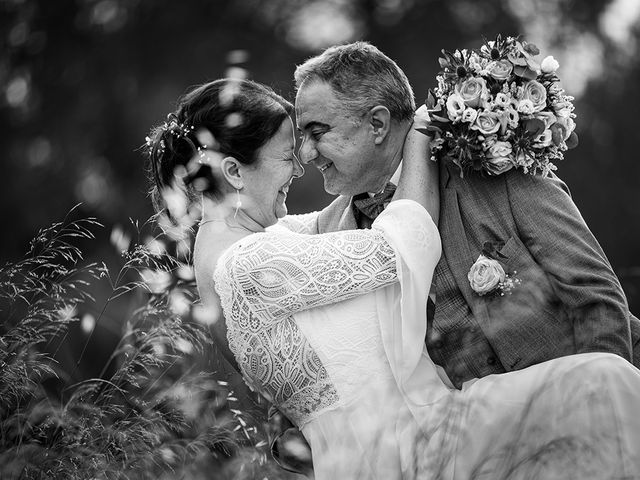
214 223 398 425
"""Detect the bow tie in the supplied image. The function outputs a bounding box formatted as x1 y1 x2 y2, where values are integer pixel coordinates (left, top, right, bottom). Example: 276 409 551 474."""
352 182 397 228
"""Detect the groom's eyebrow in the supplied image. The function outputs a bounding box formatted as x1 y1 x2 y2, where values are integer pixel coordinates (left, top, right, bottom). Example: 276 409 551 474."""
298 121 328 132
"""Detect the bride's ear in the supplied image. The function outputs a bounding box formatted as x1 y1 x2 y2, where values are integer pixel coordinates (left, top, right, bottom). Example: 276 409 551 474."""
369 106 392 145
220 156 244 190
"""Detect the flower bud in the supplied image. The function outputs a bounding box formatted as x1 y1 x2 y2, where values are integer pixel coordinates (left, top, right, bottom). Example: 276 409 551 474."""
541 55 560 73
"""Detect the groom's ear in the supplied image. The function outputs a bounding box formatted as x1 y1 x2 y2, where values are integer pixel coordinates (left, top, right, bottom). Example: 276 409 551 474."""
368 106 392 145
220 156 244 190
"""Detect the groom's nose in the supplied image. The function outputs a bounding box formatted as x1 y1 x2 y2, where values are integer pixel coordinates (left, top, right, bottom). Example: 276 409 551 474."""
298 138 318 164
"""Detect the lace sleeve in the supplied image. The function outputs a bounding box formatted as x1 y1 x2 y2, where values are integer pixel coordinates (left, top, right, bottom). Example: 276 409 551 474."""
220 225 398 321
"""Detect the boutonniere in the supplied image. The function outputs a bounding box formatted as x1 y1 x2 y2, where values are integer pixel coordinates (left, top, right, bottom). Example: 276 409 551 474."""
468 242 521 296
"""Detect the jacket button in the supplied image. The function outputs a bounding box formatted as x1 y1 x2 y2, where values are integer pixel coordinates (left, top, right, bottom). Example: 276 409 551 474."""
487 356 496 365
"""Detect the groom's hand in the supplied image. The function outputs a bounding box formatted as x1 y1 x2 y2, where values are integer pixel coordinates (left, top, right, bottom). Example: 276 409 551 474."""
267 405 314 476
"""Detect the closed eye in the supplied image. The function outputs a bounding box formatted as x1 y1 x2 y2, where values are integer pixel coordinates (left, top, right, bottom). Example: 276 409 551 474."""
299 121 329 142
310 129 325 141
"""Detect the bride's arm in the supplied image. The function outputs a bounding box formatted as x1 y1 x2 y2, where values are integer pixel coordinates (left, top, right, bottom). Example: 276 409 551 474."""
392 106 439 225
218 199 437 324
218 225 398 321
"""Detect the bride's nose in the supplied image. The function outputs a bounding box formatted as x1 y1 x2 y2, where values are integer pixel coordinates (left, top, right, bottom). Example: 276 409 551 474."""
292 155 305 178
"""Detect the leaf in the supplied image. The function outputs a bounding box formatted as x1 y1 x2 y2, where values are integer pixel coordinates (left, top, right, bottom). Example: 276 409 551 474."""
523 118 545 138
425 90 437 109
481 242 496 257
550 123 566 146
513 65 527 77
482 241 508 260
513 65 538 80
523 42 540 56
416 127 433 137
430 114 451 123
508 54 527 66
521 67 539 81
565 131 579 149
416 126 443 137
525 57 541 72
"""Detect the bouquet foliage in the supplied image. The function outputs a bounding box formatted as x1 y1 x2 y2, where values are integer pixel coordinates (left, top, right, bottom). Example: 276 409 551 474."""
422 35 578 177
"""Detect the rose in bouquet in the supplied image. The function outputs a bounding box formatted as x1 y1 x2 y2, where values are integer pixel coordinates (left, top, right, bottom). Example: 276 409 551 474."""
421 35 578 177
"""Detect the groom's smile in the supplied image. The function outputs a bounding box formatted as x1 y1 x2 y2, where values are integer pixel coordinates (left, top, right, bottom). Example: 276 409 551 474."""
295 80 383 196
317 162 332 173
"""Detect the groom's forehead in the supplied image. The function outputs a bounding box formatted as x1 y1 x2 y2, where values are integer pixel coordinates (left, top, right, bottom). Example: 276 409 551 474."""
296 81 338 110
296 97 340 129
295 101 334 126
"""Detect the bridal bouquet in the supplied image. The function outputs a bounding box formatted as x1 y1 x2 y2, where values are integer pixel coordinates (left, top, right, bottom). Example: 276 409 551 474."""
421 35 578 177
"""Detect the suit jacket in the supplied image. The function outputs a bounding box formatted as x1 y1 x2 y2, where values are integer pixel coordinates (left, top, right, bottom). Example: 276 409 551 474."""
310 163 638 385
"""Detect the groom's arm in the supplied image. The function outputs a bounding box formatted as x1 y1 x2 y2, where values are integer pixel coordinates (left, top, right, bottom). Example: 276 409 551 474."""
507 171 632 360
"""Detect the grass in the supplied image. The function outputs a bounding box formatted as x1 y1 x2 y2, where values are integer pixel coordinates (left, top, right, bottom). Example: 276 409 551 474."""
0 207 286 479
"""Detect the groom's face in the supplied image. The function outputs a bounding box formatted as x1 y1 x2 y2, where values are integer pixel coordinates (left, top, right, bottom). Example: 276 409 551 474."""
295 80 387 196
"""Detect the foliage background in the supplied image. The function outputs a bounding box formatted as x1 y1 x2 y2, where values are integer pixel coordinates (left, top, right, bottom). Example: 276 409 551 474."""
0 0 639 468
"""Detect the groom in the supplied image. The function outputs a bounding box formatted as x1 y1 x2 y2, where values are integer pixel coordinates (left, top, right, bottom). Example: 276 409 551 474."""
293 41 639 378
271 41 640 471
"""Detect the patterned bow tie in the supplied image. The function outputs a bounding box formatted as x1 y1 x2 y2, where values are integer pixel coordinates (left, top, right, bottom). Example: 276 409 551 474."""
352 182 397 228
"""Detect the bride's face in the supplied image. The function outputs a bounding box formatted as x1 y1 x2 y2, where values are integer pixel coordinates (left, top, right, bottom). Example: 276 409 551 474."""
240 117 304 228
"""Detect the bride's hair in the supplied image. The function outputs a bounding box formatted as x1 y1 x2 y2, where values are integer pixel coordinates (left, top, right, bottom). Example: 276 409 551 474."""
144 78 293 216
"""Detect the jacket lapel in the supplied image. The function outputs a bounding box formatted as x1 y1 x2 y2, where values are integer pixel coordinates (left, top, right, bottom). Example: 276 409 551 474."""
317 195 357 233
438 166 490 322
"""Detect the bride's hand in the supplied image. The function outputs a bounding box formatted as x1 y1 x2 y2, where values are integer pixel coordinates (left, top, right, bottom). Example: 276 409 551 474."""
412 104 431 131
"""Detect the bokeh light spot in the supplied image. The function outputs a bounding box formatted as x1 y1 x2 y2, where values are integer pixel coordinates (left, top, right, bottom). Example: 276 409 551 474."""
27 137 52 168
81 313 96 334
75 160 111 207
110 225 131 253
192 304 221 326
285 1 363 51
226 49 250 64
6 75 30 108
599 0 640 50
9 21 29 47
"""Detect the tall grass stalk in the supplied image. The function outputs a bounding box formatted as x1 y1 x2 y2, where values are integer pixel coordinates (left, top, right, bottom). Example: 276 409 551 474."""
0 209 279 479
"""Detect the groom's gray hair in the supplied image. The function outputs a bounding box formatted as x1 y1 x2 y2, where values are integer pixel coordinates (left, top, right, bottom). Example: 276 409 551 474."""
294 41 415 122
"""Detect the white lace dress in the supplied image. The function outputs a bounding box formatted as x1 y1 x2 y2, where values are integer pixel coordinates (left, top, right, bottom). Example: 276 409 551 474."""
214 200 640 479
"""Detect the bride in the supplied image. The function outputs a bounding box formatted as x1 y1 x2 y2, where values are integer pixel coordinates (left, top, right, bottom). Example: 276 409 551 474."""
146 78 640 479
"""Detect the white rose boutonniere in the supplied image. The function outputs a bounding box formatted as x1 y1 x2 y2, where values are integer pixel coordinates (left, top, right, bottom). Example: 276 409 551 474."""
468 255 506 295
468 242 521 297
